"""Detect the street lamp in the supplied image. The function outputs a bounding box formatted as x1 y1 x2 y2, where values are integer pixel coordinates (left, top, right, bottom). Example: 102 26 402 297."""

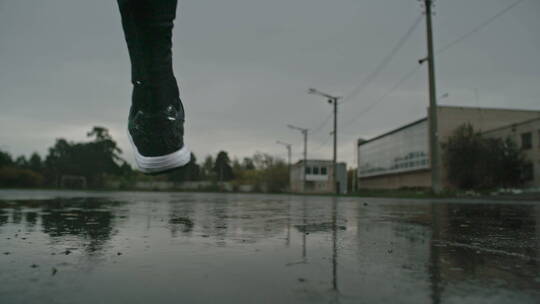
276 140 292 187
287 124 308 192
308 88 341 195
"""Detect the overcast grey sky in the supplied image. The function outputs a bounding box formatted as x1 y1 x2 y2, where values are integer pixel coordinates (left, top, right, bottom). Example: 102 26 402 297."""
1 0 539 167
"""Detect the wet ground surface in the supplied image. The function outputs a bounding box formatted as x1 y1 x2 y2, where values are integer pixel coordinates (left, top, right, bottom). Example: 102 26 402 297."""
0 190 539 303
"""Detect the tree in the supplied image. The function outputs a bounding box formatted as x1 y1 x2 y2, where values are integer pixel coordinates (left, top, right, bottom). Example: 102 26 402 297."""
262 158 288 192
87 126 113 142
443 124 483 189
242 157 255 170
0 150 13 168
347 168 356 193
168 153 200 182
0 150 45 188
232 157 242 177
234 152 288 192
44 126 125 187
214 151 234 181
86 126 123 163
201 155 215 180
253 152 277 170
44 138 76 185
0 167 44 188
485 137 526 187
28 152 43 172
15 155 28 168
443 124 528 189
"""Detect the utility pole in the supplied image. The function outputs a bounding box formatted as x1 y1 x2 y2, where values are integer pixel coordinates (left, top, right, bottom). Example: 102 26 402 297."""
276 140 292 188
288 125 308 192
419 0 441 194
333 98 338 194
308 88 341 195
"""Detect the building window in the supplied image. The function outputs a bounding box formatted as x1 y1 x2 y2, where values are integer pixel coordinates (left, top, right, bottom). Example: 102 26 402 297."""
521 132 532 150
313 167 319 175
321 167 327 175
305 166 311 174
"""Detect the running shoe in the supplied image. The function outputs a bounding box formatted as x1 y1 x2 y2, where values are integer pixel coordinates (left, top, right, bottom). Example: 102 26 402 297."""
128 81 190 173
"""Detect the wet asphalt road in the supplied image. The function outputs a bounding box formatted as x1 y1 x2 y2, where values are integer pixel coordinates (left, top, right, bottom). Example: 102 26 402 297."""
0 190 539 303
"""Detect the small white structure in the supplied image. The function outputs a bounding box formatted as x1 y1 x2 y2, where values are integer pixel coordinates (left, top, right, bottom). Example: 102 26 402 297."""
290 159 347 194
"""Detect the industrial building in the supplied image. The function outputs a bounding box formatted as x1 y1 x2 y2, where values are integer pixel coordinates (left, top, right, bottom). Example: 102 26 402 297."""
483 117 540 188
357 106 540 189
290 160 347 194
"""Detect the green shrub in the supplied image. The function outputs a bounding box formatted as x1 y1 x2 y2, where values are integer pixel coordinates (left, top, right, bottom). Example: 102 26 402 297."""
0 167 44 188
443 124 527 189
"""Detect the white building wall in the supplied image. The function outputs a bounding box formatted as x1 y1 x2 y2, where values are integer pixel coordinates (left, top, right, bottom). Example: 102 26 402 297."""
358 119 429 178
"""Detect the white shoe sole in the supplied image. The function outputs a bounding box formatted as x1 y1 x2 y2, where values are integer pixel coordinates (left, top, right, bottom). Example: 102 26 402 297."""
128 131 191 174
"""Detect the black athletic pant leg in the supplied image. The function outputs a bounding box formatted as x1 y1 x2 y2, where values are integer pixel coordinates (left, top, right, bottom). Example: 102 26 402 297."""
117 0 178 88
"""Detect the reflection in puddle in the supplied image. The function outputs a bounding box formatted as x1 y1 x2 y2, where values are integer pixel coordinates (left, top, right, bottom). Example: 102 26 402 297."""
0 191 538 303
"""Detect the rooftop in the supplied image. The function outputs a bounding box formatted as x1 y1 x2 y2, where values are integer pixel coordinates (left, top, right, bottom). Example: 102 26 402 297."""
357 105 540 146
357 118 427 146
482 116 540 135
293 159 347 166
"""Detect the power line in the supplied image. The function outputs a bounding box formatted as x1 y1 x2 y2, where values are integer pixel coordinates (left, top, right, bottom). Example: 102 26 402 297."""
294 0 526 158
339 0 525 129
436 0 526 55
310 112 333 135
311 134 333 153
341 14 424 104
341 65 421 128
